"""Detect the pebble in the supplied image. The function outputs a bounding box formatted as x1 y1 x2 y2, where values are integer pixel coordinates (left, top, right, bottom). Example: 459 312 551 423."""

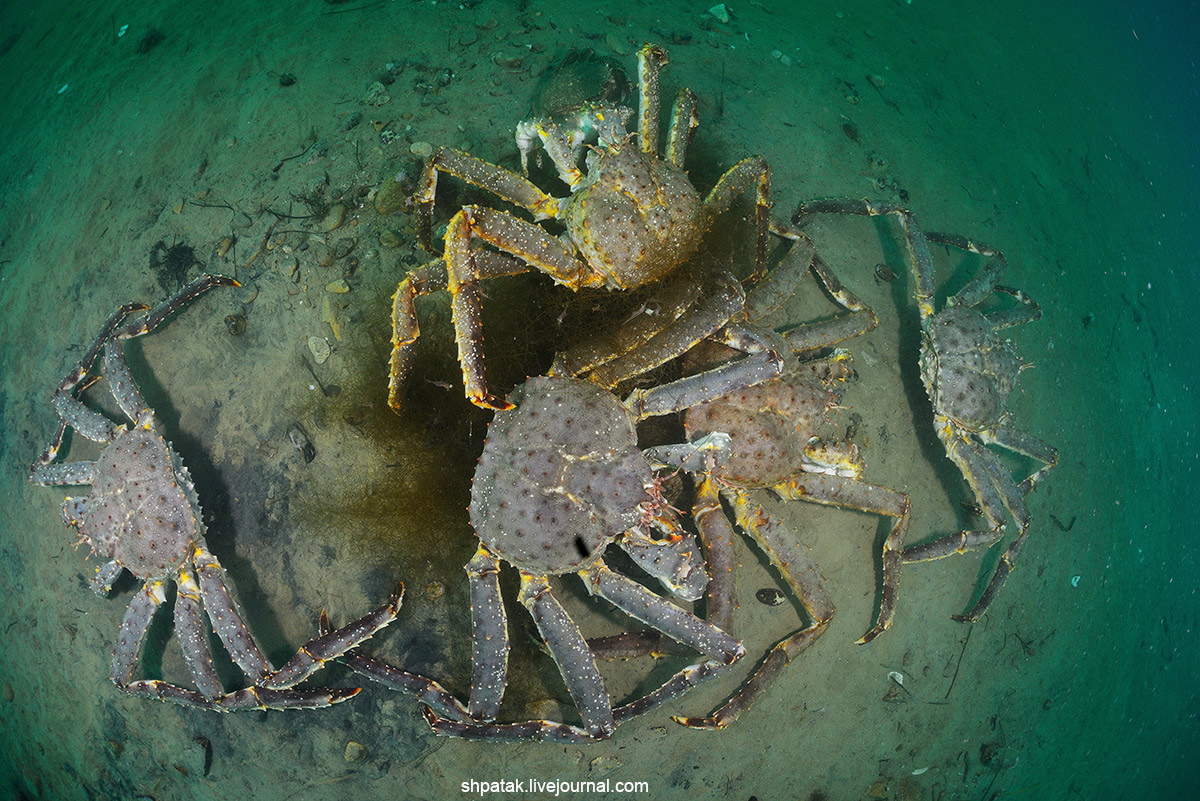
326 278 350 294
409 140 434 159
308 336 331 364
344 741 367 763
321 203 346 232
379 230 402 249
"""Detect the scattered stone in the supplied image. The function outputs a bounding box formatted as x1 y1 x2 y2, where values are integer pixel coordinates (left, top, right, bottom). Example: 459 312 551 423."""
344 741 367 763
375 174 409 215
322 203 346 231
308 336 331 365
362 82 390 107
409 140 434 159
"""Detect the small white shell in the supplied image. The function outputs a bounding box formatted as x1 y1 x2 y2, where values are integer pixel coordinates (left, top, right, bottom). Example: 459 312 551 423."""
887 670 904 685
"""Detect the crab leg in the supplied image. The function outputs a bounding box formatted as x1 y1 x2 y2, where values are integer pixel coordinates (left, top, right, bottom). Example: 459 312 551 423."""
774 472 911 643
554 265 706 380
624 335 784 419
265 591 403 689
465 544 508 720
986 424 1059 494
580 269 745 388
442 206 589 409
674 491 834 729
523 572 616 738
694 476 738 634
579 562 743 665
794 198 937 320
191 546 274 683
174 562 224 700
636 43 668 156
31 456 97 488
415 147 557 250
109 580 348 710
387 258 448 410
332 646 473 722
985 286 1043 330
703 156 772 277
666 88 699 168
111 580 167 693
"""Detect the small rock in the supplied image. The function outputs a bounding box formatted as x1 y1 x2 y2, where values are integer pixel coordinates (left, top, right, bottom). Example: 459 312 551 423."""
344 741 367 763
375 175 409 215
362 82 390 107
379 229 402 249
326 278 350 294
708 3 730 23
308 336 331 364
588 755 622 777
322 203 346 232
409 141 434 159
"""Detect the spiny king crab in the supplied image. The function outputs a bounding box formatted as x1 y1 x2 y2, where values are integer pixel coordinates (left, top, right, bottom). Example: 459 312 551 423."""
388 42 773 410
29 275 400 710
341 348 810 742
795 199 1058 620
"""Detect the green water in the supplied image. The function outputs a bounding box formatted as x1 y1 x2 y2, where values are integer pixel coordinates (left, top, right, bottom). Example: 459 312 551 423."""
0 0 1195 799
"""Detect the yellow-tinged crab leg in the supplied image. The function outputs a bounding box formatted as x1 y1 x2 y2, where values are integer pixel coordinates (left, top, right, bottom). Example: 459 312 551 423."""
387 258 449 411
636 43 668 155
415 146 558 250
694 476 737 635
465 544 507 721
666 87 699 168
443 206 587 410
703 156 772 278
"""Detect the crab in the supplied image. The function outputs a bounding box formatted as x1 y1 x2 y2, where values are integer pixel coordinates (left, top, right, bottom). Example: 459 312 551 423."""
341 354 823 742
794 199 1058 621
653 352 911 728
29 275 401 710
582 248 909 729
387 42 773 411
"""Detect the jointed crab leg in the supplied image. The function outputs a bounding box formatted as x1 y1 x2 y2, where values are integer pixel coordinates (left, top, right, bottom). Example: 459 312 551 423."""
636 44 667 156
465 544 507 720
774 472 910 643
666 87 699 168
580 562 744 665
673 490 835 729
415 148 556 250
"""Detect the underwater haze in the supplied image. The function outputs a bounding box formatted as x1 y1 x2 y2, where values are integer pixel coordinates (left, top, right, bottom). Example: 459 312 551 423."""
0 0 1196 799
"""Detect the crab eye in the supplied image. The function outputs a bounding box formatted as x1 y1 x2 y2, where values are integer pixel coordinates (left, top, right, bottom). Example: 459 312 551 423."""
573 536 590 558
